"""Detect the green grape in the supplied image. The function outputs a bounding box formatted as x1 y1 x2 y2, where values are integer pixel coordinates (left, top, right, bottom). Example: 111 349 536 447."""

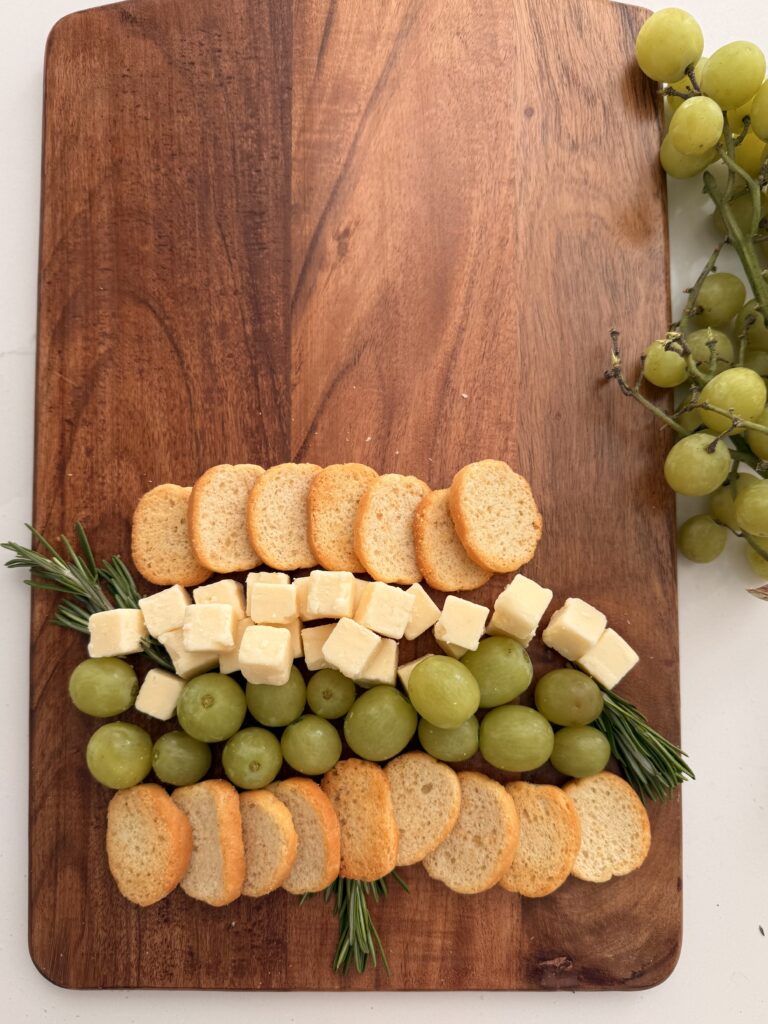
460 637 533 709
701 41 766 110
735 130 767 176
726 95 755 133
306 669 356 719
744 349 768 378
534 669 604 727
667 57 708 111
746 542 768 577
695 273 747 328
418 715 479 762
550 727 611 779
677 514 728 562
176 672 246 743
709 474 760 529
751 80 768 140
746 409 768 460
68 657 137 717
479 705 554 772
643 339 688 387
699 367 766 434
675 406 703 432
685 328 733 372
281 715 342 775
663 433 732 495
152 731 211 786
407 656 480 728
635 8 704 83
736 302 768 353
343 686 418 761
669 96 723 155
246 666 306 727
86 722 152 789
660 133 716 178
222 727 282 789
734 479 768 537
714 194 768 240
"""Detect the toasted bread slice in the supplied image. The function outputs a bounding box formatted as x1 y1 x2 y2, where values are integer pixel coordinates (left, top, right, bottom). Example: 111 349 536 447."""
448 460 542 574
413 488 492 592
422 771 519 893
384 752 462 866
171 780 245 906
564 772 651 883
131 483 211 586
308 463 379 572
189 464 264 573
321 759 399 881
106 784 193 906
246 463 321 570
499 782 581 897
240 789 298 897
269 778 340 893
354 473 431 584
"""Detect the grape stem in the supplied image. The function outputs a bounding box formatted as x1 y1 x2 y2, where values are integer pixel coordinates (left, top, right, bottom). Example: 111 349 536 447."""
604 332 689 435
671 241 725 340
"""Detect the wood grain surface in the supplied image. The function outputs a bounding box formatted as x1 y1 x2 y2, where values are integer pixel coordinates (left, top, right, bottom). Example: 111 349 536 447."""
30 0 679 991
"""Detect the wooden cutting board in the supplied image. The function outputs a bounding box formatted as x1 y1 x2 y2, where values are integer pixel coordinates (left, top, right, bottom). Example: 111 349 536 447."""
31 0 679 991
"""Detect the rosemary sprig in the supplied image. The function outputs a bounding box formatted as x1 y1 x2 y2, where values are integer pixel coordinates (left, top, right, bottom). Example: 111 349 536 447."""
302 872 408 975
2 524 172 670
596 687 694 802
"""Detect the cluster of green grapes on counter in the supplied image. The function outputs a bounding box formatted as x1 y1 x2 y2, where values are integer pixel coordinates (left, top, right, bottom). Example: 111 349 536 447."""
69 637 611 792
610 9 768 575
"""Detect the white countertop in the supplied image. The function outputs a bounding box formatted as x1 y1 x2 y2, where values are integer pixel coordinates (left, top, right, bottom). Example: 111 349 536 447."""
1 1 766 1021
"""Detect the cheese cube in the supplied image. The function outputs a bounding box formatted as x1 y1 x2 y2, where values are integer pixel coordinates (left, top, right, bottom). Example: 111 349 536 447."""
487 575 553 646
285 618 303 659
578 628 639 690
321 617 381 680
248 571 291 586
306 570 356 619
294 576 323 621
138 585 191 639
193 579 246 619
159 628 218 680
247 581 297 625
403 583 440 641
219 617 253 675
134 668 185 721
182 603 238 652
542 598 607 661
353 578 373 612
434 595 488 652
434 636 468 659
301 624 336 670
88 609 148 658
239 625 293 686
397 655 429 691
359 639 399 687
354 582 416 640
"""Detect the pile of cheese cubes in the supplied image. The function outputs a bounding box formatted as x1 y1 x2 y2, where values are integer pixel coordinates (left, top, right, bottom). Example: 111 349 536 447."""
85 570 639 724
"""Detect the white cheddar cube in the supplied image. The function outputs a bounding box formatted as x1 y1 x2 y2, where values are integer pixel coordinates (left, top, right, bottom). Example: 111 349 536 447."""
542 597 607 661
239 625 293 686
193 579 246 619
354 582 416 640
403 583 440 641
487 575 553 646
138 585 191 639
397 655 429 691
301 624 336 670
434 595 488 653
359 639 399 687
285 618 303 659
248 571 291 586
88 609 148 658
219 617 253 675
353 578 373 612
306 570 356 619
134 668 185 721
294 576 323 621
578 628 639 690
182 603 238 652
159 628 218 680
321 617 381 680
434 636 468 659
247 581 297 625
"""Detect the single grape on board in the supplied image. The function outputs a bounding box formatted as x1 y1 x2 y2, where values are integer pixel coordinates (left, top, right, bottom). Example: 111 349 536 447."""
669 96 724 156
663 433 731 495
700 41 766 110
677 514 728 562
746 544 768 578
709 475 760 530
685 328 733 372
643 339 688 387
660 133 716 179
734 479 768 537
695 273 746 329
635 8 704 83
736 302 768 353
698 367 766 435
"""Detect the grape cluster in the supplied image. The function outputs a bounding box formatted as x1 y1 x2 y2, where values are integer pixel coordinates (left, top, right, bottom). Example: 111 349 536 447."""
614 9 768 576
